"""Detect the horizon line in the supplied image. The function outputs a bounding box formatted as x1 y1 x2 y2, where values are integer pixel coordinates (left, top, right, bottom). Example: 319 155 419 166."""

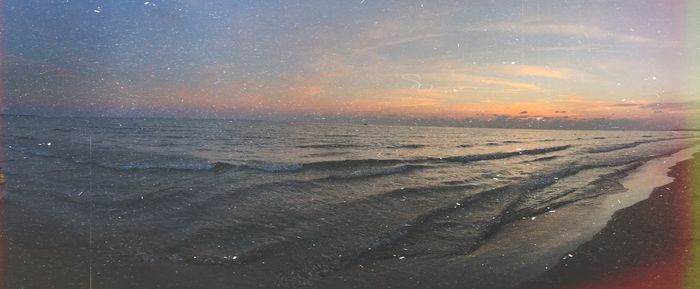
2 113 695 132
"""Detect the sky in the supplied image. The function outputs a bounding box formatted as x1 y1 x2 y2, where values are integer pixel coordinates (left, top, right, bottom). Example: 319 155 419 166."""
2 0 698 129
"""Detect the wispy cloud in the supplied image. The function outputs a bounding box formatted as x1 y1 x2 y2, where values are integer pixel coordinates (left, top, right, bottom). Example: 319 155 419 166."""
464 21 653 44
603 101 700 111
639 102 699 111
422 73 541 92
500 64 573 79
355 33 442 53
611 103 642 107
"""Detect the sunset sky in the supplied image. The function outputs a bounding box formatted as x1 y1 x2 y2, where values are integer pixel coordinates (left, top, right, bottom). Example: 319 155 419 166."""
3 0 698 128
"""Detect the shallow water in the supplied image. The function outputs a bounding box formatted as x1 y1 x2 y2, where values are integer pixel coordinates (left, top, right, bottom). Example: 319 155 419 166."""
4 115 700 288
603 145 700 217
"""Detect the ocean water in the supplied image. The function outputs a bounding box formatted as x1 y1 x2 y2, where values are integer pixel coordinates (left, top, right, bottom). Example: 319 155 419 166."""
4 115 700 288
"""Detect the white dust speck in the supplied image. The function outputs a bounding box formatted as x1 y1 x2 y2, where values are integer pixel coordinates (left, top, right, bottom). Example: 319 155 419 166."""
398 256 405 260
530 216 536 220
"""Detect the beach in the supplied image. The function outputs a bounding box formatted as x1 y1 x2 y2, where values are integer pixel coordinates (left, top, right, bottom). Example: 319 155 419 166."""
516 153 699 289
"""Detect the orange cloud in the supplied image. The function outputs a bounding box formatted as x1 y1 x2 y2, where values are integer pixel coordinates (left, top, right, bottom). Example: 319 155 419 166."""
501 65 573 79
422 73 541 92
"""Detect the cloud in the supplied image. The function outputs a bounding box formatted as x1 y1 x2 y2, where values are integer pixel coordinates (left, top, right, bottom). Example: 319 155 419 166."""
500 65 573 79
355 33 442 53
471 77 540 92
465 21 653 44
639 102 698 111
422 73 541 92
528 45 601 52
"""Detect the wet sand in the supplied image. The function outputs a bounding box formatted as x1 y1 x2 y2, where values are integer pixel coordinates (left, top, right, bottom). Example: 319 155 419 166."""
516 153 698 289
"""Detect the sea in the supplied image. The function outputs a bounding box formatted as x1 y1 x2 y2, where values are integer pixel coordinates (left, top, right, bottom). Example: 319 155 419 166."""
3 115 700 289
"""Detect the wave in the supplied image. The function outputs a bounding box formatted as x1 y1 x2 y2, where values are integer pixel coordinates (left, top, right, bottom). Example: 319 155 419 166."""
103 162 216 171
302 158 406 170
163 135 189 139
440 145 571 163
339 158 650 268
10 147 53 157
525 155 560 162
323 134 358 138
588 142 642 153
586 137 692 154
325 164 428 180
298 145 570 171
104 144 572 173
210 161 305 173
8 139 224 173
9 141 306 174
52 128 75 132
588 136 700 154
6 134 49 142
12 139 572 177
305 151 352 158
296 143 364 149
510 163 643 218
97 141 697 282
385 144 425 149
244 162 305 173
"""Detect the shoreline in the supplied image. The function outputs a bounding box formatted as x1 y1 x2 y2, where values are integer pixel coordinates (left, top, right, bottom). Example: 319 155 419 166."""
515 153 699 289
